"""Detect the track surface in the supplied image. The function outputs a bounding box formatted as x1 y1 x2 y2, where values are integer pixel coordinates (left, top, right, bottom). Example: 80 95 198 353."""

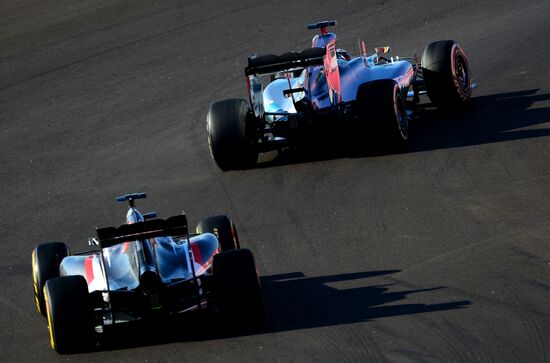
2 0 550 361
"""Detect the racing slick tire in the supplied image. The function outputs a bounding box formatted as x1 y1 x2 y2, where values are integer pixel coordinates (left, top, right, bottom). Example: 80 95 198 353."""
32 242 69 317
357 79 408 146
213 249 264 325
207 99 258 171
422 40 472 107
197 215 240 251
43 275 94 354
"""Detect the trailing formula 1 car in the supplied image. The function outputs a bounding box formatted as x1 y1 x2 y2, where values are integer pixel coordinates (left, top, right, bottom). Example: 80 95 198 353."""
32 193 263 353
207 20 475 170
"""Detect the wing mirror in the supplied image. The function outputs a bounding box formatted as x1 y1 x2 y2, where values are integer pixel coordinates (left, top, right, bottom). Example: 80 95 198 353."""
142 212 157 220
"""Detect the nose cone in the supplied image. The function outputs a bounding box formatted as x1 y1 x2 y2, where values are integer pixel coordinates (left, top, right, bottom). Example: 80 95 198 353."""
126 208 145 224
312 32 337 48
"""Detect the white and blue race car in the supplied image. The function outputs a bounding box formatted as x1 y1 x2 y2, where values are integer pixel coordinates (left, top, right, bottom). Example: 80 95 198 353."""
207 20 474 170
32 193 263 353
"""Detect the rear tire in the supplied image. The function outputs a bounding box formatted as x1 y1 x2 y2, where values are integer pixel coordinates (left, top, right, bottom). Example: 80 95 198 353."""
207 99 259 171
32 242 69 317
356 79 408 146
422 40 472 107
197 215 240 251
44 276 94 353
213 249 264 324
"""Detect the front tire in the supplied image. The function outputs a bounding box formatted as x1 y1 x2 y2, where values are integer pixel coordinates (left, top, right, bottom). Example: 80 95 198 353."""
357 79 408 146
44 276 94 353
206 99 259 171
213 249 264 324
32 242 69 317
197 215 240 251
422 40 472 107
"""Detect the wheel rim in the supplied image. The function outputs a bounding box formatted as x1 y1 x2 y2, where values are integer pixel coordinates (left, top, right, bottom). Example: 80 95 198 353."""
454 53 469 92
395 89 408 140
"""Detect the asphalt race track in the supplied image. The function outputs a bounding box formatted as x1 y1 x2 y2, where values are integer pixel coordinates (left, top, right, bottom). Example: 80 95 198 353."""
2 0 550 361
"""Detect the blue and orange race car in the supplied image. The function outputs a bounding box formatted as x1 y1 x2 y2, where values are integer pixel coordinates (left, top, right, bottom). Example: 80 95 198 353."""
207 20 475 170
32 193 263 353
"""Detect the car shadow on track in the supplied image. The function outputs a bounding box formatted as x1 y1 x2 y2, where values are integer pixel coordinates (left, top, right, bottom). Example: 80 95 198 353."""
411 88 550 152
260 270 470 333
254 89 550 167
97 269 470 352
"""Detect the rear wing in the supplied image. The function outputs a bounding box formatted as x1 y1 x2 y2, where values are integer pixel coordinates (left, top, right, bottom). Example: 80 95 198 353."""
97 215 188 249
245 47 326 118
245 47 325 76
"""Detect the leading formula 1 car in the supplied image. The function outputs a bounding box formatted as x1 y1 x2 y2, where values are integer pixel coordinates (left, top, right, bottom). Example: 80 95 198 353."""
32 193 263 353
207 20 474 170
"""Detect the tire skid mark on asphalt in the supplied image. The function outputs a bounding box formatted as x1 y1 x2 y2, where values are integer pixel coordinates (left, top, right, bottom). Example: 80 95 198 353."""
271 168 285 191
0 0 273 93
314 327 356 363
430 319 490 362
328 325 370 362
343 323 386 362
370 322 436 362
386 247 550 321
435 149 454 189
392 226 542 276
442 318 488 362
522 278 550 293
0 294 36 324
508 243 550 265
403 278 550 321
374 194 388 234
284 207 315 254
418 316 469 361
499 274 550 362
283 205 323 263
496 149 514 179
380 265 550 360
